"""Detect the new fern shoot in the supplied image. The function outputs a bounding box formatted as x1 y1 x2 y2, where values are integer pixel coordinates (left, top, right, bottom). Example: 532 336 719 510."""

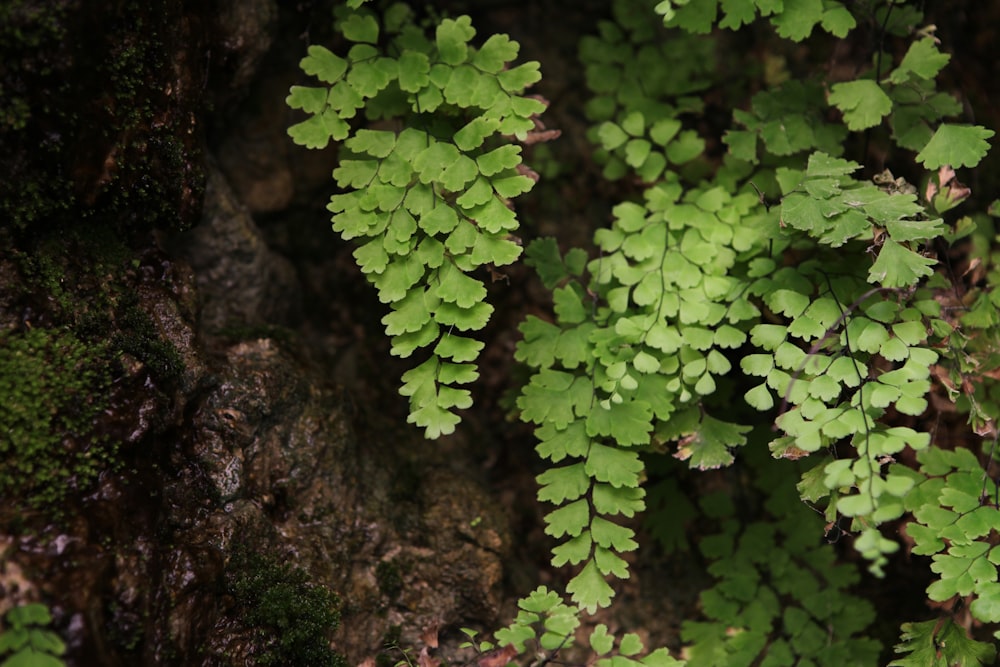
289 0 1000 664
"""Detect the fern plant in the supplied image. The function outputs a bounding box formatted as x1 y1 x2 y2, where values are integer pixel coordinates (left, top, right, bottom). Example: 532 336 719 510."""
287 0 548 438
289 0 1000 664
0 604 67 667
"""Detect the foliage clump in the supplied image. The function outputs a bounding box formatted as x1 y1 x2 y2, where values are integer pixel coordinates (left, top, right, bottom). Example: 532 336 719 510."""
0 603 67 667
286 0 551 438
226 550 346 667
291 0 1000 664
0 327 114 509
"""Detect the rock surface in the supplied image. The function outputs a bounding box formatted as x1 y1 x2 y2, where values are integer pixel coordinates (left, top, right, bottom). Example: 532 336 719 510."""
0 2 514 665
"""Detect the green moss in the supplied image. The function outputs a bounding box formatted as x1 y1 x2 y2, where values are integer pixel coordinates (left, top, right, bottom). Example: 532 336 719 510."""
0 326 115 509
13 229 184 386
112 292 183 383
375 560 404 600
227 550 346 667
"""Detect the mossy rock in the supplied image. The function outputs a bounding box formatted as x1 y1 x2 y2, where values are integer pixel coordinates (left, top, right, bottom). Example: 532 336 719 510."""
226 549 346 667
0 326 115 509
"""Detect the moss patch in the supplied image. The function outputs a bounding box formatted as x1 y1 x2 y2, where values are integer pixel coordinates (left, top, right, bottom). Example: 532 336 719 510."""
12 227 184 386
227 549 346 667
0 326 115 509
375 560 404 601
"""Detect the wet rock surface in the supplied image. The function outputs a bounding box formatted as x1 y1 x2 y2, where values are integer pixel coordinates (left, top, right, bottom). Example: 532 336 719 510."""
1 1 513 665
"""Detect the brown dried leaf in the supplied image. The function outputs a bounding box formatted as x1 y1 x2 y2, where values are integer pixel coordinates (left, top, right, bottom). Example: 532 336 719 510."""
418 647 441 667
477 643 517 667
521 128 562 145
420 624 440 649
516 163 540 182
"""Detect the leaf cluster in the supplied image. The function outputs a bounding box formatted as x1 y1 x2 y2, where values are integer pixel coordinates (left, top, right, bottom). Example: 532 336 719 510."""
0 604 67 667
491 587 682 667
0 327 114 509
290 0 1000 662
681 471 881 667
287 3 547 436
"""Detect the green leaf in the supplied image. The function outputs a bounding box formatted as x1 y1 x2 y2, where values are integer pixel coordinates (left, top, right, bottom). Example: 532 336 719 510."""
349 58 397 98
770 0 823 41
493 175 535 198
837 493 874 517
591 516 638 551
474 33 519 73
524 236 569 289
498 61 542 93
585 400 653 446
619 632 644 656
389 320 439 357
0 628 29 653
590 624 614 655
585 443 644 488
567 559 615 613
454 117 501 151
829 80 892 131
725 129 757 162
328 80 364 116
676 415 750 470
868 238 936 287
286 85 329 114
971 583 1000 623
890 619 996 667
470 232 522 267
288 110 349 149
744 383 774 411
916 124 996 170
591 483 645 517
457 177 494 209
663 0 718 33
466 197 517 233
719 0 757 30
767 289 810 318
477 145 522 177
340 13 379 43
519 371 575 428
666 130 706 164
642 648 685 667
821 4 856 37
8 604 53 627
434 335 484 362
398 50 430 92
440 155 480 192
545 499 590 538
435 300 493 331
537 463 591 504
419 204 459 236
552 531 593 567
382 288 435 335
413 141 460 183
436 15 475 64
373 254 426 303
889 38 951 84
2 652 67 667
300 45 348 83
598 122 629 151
651 118 682 146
